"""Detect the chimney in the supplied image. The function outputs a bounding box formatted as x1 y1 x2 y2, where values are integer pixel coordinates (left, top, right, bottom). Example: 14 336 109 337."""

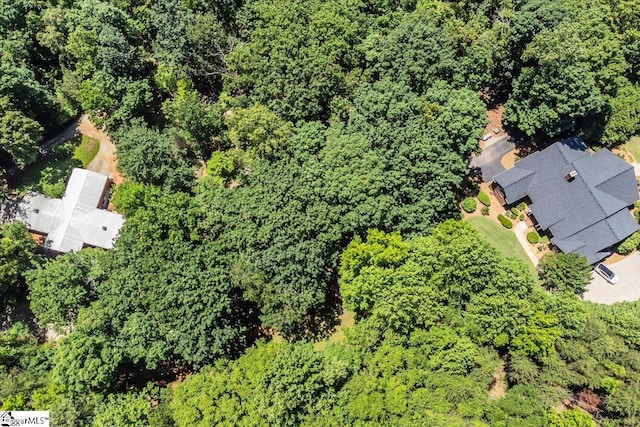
565 170 577 181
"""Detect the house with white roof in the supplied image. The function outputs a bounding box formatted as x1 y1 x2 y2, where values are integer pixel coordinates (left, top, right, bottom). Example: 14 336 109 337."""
13 168 124 252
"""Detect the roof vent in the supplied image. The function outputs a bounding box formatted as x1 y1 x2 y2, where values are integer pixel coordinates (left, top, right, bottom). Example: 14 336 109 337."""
565 170 578 181
102 226 107 231
33 209 39 213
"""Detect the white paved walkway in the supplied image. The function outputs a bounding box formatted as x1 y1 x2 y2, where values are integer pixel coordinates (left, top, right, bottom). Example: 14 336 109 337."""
514 221 539 267
631 162 640 177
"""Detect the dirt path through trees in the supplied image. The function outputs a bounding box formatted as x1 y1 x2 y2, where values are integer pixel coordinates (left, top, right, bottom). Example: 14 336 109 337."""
80 115 123 184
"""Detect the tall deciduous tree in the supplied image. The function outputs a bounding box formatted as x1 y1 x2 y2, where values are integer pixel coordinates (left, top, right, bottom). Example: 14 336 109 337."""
538 253 591 295
504 17 627 140
114 120 195 192
0 98 42 167
26 249 103 329
0 222 37 304
226 0 367 121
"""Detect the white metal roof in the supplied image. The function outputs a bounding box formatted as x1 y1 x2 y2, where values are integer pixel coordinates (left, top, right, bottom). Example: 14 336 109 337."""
15 168 124 252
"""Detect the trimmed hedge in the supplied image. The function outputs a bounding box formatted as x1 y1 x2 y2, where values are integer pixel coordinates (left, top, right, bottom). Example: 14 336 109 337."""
478 191 491 206
498 214 513 229
519 214 524 221
617 231 640 254
461 197 477 213
517 202 526 211
510 207 519 216
507 211 517 219
527 231 540 244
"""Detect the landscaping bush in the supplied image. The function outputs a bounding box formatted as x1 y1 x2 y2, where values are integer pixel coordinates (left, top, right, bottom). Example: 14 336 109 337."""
517 202 526 211
519 214 524 221
461 198 477 213
507 211 517 219
498 214 513 229
481 206 490 216
510 207 519 216
478 191 491 206
617 231 640 254
527 231 540 244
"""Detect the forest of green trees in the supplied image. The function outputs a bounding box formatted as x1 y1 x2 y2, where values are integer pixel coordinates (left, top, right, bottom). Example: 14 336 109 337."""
2 0 640 425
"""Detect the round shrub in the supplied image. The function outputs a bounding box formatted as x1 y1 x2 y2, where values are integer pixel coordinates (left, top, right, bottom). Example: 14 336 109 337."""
478 191 491 206
517 202 526 211
527 231 540 244
519 214 524 221
481 206 490 216
510 207 519 216
461 198 477 213
498 214 513 229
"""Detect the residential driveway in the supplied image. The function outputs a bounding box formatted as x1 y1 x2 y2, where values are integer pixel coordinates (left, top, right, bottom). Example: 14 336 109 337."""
583 253 640 304
80 115 123 184
469 136 515 182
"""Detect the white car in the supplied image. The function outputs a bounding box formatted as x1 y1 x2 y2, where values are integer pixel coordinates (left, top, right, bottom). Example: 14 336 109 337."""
594 263 618 284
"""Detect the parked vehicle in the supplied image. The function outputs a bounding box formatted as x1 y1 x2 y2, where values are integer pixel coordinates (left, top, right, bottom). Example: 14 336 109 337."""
594 263 618 284
482 134 493 141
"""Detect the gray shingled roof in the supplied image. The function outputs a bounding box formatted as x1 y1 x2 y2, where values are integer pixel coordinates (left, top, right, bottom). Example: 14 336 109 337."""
493 137 640 264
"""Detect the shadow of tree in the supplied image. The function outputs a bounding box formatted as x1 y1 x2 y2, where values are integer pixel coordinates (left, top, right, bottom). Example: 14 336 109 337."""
0 296 46 342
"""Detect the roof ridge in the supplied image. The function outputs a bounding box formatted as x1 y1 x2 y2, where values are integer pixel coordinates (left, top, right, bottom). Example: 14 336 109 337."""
604 213 634 241
569 150 626 221
571 157 631 232
556 137 586 163
593 163 633 189
591 186 628 211
511 167 536 183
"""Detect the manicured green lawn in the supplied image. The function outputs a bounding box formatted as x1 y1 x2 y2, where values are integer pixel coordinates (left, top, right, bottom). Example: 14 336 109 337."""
74 135 100 167
625 136 640 163
464 216 538 279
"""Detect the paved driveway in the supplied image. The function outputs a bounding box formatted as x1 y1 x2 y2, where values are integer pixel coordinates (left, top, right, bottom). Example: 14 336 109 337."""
469 136 515 182
583 253 640 304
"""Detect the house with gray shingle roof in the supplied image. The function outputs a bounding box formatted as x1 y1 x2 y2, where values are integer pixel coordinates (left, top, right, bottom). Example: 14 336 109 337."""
492 137 639 264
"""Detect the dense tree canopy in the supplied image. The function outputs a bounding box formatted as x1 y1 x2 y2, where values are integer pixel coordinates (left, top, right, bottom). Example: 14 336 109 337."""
3 0 640 424
0 222 38 305
166 222 637 426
